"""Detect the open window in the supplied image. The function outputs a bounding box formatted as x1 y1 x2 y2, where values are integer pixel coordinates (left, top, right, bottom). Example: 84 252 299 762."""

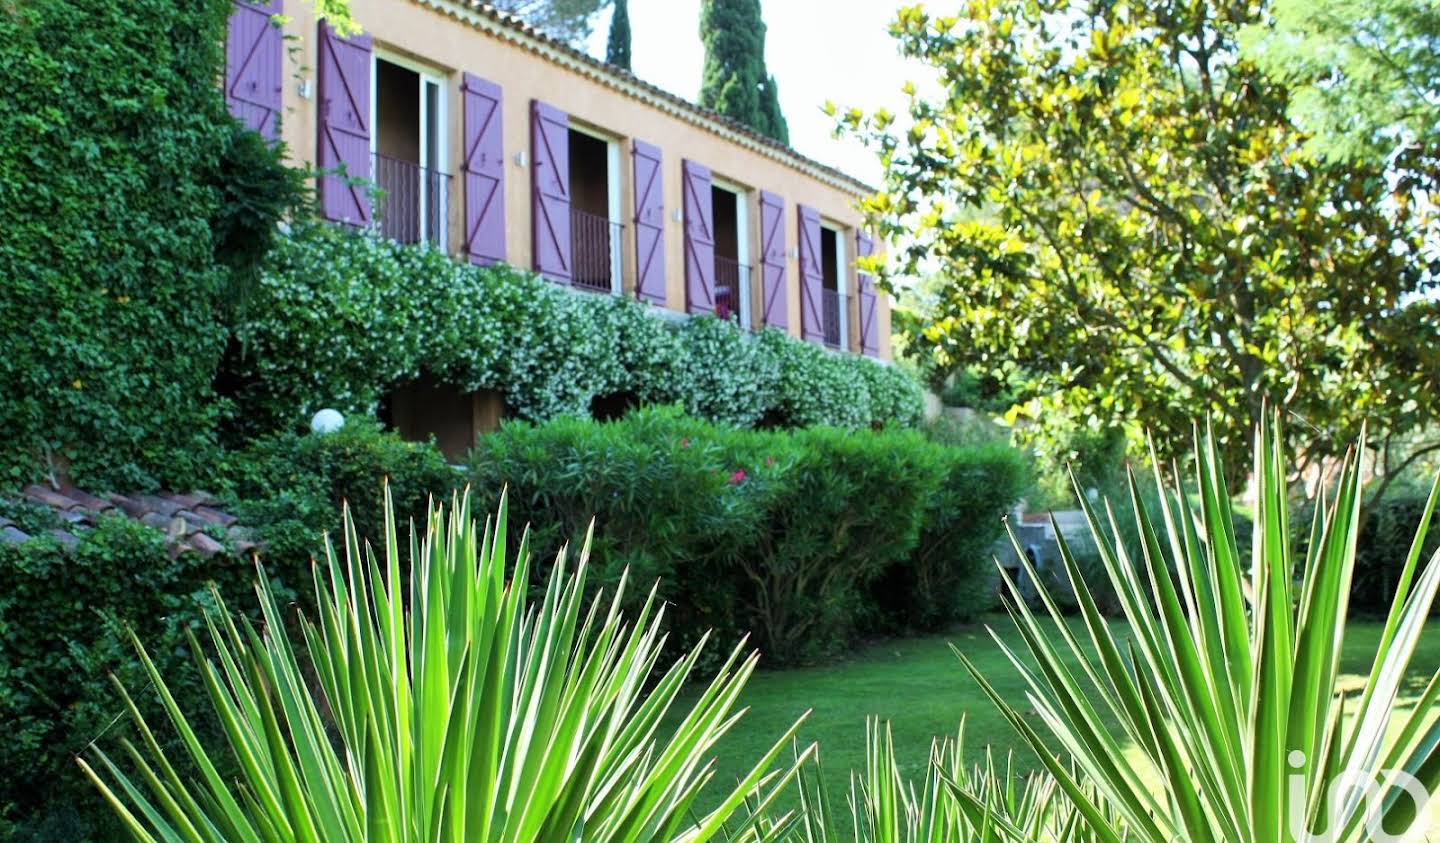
568 126 623 292
819 224 846 348
372 54 449 248
711 182 752 328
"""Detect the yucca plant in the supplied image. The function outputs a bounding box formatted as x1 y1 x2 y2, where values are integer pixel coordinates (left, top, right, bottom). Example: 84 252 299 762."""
80 490 811 842
962 415 1440 842
768 718 1103 843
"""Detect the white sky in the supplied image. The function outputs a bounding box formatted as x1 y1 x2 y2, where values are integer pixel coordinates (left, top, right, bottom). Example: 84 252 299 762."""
583 0 941 186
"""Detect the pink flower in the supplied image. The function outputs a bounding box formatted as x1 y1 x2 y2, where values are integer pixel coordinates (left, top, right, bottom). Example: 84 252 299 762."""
729 469 747 484
680 437 690 448
764 456 775 466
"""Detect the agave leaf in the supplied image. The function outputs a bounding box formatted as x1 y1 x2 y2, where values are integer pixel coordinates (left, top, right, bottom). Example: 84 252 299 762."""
83 488 803 843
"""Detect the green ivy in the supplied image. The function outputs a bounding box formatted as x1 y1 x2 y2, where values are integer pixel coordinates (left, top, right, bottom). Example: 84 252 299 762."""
0 0 305 489
228 223 923 435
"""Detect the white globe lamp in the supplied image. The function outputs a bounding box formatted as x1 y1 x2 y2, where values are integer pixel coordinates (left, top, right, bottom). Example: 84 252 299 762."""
311 408 344 435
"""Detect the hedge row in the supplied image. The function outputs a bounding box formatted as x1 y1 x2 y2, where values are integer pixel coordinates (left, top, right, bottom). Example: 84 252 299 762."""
467 407 1031 664
227 223 923 437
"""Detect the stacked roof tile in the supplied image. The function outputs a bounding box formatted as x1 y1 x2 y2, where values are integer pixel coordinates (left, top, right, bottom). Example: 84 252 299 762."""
0 484 255 558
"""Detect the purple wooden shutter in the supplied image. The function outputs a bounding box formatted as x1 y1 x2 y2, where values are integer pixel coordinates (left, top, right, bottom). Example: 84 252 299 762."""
462 73 505 266
531 100 571 283
316 21 371 224
797 204 824 343
682 160 715 314
226 0 283 139
632 140 666 304
856 230 878 355
759 190 788 330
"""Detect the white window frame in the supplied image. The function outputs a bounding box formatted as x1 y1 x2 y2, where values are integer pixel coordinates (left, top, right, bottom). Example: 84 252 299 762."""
820 220 847 351
568 122 624 295
370 50 449 249
712 177 752 330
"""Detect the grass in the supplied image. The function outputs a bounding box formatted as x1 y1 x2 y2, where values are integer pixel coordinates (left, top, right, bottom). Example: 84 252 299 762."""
678 614 1440 826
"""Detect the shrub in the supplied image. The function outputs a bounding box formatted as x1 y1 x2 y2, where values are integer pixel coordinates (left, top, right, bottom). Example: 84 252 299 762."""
468 408 1023 664
0 0 300 488
229 223 922 436
868 441 1032 630
219 419 462 576
0 519 249 840
740 424 945 660
1296 491 1440 615
82 493 810 842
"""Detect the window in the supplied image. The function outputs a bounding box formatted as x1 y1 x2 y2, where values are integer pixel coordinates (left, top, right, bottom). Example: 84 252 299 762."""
371 55 449 248
819 225 846 348
567 126 622 293
711 182 752 328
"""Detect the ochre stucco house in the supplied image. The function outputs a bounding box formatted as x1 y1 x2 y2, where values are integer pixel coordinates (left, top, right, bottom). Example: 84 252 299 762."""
225 0 891 371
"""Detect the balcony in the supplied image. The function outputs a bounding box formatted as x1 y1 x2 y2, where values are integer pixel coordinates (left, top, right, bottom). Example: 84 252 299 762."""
714 256 750 325
571 207 622 293
820 288 842 348
373 152 452 248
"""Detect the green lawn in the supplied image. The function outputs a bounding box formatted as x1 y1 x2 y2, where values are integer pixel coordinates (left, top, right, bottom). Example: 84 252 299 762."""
677 615 1440 825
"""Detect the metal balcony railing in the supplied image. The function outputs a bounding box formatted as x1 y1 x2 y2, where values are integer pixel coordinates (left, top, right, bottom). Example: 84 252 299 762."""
571 207 622 292
713 256 751 325
372 152 451 248
820 288 842 348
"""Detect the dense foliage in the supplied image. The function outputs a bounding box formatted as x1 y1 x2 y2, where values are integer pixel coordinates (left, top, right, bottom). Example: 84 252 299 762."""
218 419 462 567
0 0 310 490
1241 0 1440 188
837 1 1438 474
698 0 789 143
467 407 1028 664
870 440 1033 629
0 422 455 840
229 223 921 436
0 0 232 488
490 0 610 45
0 519 251 841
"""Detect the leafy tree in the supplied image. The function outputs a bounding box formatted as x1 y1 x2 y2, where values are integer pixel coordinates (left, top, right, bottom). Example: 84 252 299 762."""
835 1 1439 481
699 0 789 143
605 0 631 70
491 0 609 46
1241 0 1440 185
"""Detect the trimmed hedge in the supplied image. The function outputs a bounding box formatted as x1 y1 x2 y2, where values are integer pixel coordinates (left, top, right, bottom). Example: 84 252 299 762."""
227 223 923 437
467 407 1028 664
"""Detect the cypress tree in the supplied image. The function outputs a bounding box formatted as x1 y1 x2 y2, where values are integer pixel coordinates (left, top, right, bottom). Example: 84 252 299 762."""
698 0 789 144
605 0 631 71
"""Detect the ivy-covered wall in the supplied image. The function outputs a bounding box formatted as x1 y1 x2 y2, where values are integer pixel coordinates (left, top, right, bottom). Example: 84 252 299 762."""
228 222 923 435
0 0 238 489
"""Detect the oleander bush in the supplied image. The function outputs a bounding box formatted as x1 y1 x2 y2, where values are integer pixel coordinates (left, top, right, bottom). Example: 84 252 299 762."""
867 440 1032 631
227 222 923 438
467 407 1026 664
